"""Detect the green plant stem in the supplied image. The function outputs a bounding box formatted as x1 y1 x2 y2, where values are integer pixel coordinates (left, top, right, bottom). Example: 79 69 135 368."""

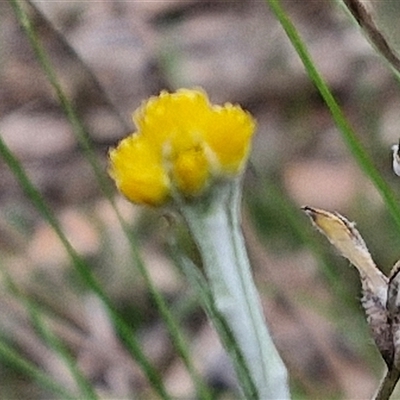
266 0 400 232
0 135 172 400
169 241 257 399
0 338 76 400
2 270 98 400
8 0 115 198
266 2 400 398
177 180 289 399
375 368 400 400
29 306 99 400
7 2 211 396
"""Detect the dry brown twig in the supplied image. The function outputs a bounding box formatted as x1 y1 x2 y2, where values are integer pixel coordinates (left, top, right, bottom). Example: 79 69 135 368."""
342 0 400 74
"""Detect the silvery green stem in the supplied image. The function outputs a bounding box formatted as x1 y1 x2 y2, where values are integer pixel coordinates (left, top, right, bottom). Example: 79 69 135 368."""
177 179 289 399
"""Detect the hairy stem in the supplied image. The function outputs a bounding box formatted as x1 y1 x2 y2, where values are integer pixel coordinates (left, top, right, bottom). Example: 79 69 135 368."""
177 180 289 399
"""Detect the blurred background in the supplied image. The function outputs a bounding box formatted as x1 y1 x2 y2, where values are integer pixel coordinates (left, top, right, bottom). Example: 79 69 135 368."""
1 0 400 398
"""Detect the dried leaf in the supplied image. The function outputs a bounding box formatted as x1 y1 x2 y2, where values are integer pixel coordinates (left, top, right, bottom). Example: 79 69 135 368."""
302 206 387 290
303 206 393 365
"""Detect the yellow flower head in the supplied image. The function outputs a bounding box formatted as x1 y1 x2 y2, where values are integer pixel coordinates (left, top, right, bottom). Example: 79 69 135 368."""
109 88 256 206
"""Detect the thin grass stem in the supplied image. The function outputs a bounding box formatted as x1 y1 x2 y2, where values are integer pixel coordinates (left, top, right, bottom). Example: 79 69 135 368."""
0 134 172 400
2 270 98 400
7 1 213 397
30 308 99 400
0 337 77 400
266 0 400 232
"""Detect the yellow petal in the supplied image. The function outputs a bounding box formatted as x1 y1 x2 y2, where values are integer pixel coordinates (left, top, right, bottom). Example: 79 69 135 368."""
109 135 170 206
173 147 210 195
109 88 256 205
203 104 256 174
133 89 255 176
133 88 210 152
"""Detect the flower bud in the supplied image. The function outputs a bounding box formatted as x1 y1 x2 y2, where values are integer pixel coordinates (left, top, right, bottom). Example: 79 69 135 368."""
109 88 256 206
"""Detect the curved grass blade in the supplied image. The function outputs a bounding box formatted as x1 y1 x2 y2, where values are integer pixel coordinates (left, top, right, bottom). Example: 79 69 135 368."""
7 2 213 397
0 268 99 400
30 308 99 400
266 0 400 232
0 337 77 400
0 134 172 400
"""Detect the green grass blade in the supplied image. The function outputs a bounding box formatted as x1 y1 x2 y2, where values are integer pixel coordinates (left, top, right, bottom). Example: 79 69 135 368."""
7 2 213 396
1 270 98 400
0 134 172 400
8 0 116 199
9 0 210 400
0 338 77 400
266 0 400 231
30 309 98 400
